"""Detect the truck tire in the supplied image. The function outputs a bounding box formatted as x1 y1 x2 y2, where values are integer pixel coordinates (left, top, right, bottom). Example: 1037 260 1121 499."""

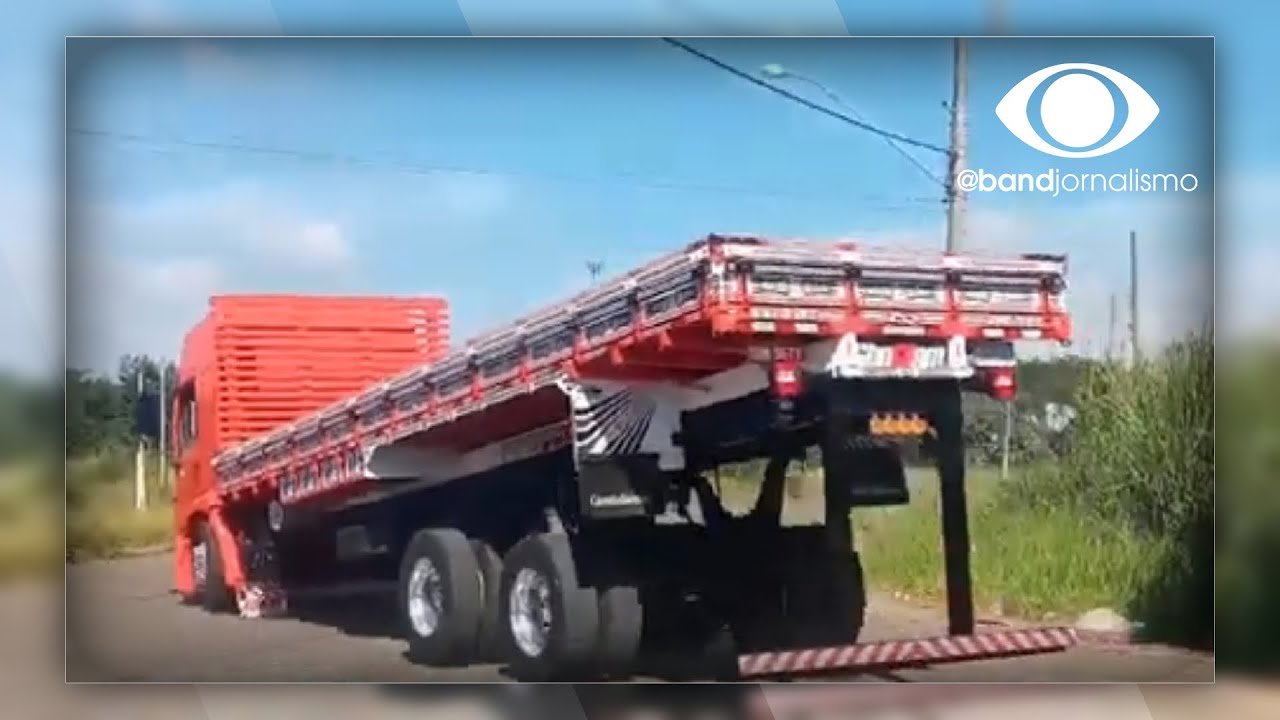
398 528 485 666
499 533 600 680
471 538 503 662
595 584 643 677
787 541 866 647
192 520 234 613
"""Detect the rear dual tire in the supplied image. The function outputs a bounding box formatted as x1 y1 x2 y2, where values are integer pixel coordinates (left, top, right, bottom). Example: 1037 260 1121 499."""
498 533 642 681
398 528 504 666
397 529 644 679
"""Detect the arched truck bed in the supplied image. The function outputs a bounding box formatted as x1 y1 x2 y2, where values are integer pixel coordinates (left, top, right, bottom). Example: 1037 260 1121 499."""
170 233 1076 680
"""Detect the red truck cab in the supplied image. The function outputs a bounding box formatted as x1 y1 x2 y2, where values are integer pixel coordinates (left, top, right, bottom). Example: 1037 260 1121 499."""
170 295 450 603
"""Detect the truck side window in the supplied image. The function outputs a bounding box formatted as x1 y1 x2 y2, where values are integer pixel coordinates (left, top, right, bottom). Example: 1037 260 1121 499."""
176 380 197 450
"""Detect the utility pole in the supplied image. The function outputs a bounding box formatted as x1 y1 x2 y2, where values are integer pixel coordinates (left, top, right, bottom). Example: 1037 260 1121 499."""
158 364 168 491
1129 230 1140 365
944 38 969 253
134 372 147 510
1107 293 1118 362
989 1 1012 481
1000 401 1013 480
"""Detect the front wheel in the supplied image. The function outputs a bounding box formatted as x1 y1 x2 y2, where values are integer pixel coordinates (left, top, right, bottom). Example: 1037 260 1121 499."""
189 520 233 613
499 533 600 681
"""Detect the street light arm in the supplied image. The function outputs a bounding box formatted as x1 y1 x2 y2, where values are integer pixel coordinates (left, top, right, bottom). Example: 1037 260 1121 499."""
768 67 947 189
663 38 949 155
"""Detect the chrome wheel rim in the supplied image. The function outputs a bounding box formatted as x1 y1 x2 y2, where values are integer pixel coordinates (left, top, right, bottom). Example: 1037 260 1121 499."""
509 567 552 658
192 541 208 587
407 557 445 637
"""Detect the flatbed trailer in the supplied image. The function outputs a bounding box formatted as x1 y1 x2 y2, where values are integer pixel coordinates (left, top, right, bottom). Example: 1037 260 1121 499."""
170 234 1074 680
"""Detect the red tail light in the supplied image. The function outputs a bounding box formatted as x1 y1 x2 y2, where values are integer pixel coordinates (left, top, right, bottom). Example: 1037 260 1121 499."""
1048 313 1073 342
771 359 804 399
989 366 1017 401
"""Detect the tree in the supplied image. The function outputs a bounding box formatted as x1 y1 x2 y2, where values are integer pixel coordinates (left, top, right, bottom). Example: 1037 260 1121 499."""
65 369 129 456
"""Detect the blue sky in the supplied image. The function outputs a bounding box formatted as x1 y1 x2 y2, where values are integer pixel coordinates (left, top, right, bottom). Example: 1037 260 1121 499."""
0 1 1271 377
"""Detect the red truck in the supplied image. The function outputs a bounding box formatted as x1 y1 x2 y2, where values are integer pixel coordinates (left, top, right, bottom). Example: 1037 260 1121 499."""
170 234 1076 680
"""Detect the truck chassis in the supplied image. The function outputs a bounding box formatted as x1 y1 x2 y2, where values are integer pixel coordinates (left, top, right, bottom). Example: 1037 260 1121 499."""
173 235 1076 680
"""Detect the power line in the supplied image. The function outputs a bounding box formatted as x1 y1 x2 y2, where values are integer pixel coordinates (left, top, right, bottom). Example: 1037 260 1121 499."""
779 72 946 188
660 38 950 156
69 127 938 209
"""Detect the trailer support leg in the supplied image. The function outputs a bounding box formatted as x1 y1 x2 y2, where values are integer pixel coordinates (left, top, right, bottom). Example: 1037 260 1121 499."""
749 453 790 525
822 446 854 554
935 385 974 636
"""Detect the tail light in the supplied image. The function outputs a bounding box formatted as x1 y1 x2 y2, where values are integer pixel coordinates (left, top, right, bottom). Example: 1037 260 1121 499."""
1048 313 1073 342
869 413 931 436
770 359 803 399
989 366 1017 401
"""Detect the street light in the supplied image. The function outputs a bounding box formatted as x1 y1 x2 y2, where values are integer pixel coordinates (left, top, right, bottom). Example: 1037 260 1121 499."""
758 62 946 190
760 63 788 79
758 63 848 112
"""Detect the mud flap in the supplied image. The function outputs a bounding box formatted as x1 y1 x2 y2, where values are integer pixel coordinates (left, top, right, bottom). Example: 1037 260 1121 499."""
820 412 910 507
576 454 664 522
173 532 195 596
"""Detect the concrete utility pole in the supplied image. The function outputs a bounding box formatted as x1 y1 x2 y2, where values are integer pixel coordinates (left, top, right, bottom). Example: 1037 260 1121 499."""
944 38 969 253
158 364 168 491
1000 401 1013 480
989 0 1012 481
134 372 147 510
1107 293 1118 362
1129 230 1140 365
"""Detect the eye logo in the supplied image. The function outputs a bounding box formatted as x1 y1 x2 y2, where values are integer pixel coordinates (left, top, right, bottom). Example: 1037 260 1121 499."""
996 63 1159 158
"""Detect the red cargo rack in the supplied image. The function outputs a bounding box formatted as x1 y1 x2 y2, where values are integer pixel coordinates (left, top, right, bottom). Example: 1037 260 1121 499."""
210 235 1070 507
178 294 450 452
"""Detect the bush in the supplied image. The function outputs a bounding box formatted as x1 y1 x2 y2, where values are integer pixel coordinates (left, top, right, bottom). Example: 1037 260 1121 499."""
0 450 177 581
1000 329 1214 650
1213 344 1280 670
65 450 175 562
851 467 1156 617
0 461 60 579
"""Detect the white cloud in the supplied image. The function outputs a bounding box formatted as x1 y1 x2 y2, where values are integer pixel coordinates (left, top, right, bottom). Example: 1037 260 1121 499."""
60 168 526 373
6 158 1273 380
66 182 357 372
92 182 354 271
73 253 223 373
279 221 352 268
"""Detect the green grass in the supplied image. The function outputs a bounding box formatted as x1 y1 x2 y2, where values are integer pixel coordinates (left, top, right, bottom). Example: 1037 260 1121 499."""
0 460 60 580
66 451 175 563
0 451 176 581
717 462 1156 621
853 471 1158 619
66 478 173 563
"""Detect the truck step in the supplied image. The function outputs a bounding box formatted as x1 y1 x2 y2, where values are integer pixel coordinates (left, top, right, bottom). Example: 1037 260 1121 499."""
736 626 1078 678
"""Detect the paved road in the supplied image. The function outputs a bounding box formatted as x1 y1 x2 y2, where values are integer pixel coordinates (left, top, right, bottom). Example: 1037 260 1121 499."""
59 552 1214 683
